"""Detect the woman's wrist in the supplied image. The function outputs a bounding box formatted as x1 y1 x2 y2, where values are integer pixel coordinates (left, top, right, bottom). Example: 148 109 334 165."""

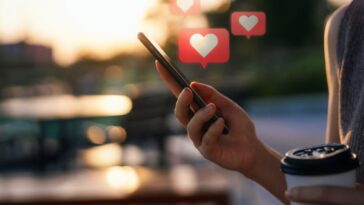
238 140 289 204
239 140 272 178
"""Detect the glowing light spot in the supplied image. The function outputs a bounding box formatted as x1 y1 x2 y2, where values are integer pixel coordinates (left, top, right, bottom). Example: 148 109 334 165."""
0 95 132 119
87 125 106 145
82 143 122 168
107 126 127 143
78 95 132 117
105 166 140 193
170 165 198 195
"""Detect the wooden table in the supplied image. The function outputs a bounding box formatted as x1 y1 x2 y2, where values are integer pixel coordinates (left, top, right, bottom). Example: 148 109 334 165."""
0 166 231 205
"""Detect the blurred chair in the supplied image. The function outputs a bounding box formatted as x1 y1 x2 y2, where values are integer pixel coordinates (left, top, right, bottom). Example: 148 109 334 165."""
324 4 348 143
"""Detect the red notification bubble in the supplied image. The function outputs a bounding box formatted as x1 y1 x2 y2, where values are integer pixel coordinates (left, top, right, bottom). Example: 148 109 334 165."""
231 11 266 39
170 0 201 15
178 28 229 68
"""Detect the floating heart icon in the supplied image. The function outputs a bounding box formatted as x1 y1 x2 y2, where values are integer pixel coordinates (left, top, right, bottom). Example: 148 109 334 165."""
176 0 194 12
179 28 229 68
189 34 218 58
239 15 259 31
231 12 266 39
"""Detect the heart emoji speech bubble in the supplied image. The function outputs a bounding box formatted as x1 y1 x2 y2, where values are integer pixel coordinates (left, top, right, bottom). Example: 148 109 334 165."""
170 0 200 15
179 28 229 68
189 33 218 58
231 12 266 39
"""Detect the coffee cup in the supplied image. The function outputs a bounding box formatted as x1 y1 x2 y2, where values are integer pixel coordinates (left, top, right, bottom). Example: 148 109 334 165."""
281 144 359 205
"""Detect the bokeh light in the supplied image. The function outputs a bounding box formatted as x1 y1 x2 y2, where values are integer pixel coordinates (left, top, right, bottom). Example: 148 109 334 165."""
105 166 140 193
87 125 107 145
81 143 122 168
0 95 132 119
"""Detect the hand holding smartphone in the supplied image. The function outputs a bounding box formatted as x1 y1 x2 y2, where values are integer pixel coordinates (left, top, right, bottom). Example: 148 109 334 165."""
137 32 229 134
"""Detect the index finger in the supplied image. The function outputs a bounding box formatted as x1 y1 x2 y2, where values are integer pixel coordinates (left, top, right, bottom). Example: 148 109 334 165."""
155 60 182 97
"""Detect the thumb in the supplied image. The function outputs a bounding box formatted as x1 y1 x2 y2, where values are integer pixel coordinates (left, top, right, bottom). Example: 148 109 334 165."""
190 82 235 110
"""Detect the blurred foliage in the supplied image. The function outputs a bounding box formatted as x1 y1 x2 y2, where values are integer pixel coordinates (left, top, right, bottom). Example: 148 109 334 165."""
202 0 333 96
249 48 326 96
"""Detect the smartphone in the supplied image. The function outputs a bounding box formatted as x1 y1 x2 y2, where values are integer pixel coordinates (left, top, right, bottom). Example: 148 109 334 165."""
137 32 228 134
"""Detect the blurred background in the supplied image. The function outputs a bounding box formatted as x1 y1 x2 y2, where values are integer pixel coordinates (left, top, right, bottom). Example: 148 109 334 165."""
0 0 351 204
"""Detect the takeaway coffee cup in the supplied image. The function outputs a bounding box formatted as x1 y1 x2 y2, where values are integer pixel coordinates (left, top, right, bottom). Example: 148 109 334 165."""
281 144 359 205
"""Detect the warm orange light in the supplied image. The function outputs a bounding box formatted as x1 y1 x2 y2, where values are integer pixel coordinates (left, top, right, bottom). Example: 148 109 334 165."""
87 125 107 145
78 95 132 117
0 95 77 119
0 0 160 66
81 143 122 167
0 0 231 66
105 166 140 193
107 126 127 143
170 165 198 195
0 95 132 119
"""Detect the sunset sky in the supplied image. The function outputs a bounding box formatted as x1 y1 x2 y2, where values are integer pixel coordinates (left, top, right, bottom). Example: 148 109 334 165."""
0 0 347 66
0 0 231 66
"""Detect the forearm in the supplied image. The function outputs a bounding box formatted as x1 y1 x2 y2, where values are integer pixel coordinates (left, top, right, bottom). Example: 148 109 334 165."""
242 141 288 204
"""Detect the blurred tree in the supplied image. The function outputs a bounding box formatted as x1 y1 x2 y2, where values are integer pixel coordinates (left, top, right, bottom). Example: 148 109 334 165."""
202 0 331 96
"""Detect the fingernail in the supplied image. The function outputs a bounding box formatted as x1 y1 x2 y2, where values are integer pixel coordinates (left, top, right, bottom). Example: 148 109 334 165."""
204 103 214 113
185 88 192 94
181 88 191 96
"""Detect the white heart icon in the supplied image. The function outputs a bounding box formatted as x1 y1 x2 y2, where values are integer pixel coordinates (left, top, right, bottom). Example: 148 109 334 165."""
239 15 259 31
176 0 194 12
189 34 218 58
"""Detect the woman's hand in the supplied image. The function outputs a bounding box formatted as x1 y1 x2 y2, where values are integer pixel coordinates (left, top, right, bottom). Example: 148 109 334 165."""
155 61 260 173
155 61 289 203
285 184 364 205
